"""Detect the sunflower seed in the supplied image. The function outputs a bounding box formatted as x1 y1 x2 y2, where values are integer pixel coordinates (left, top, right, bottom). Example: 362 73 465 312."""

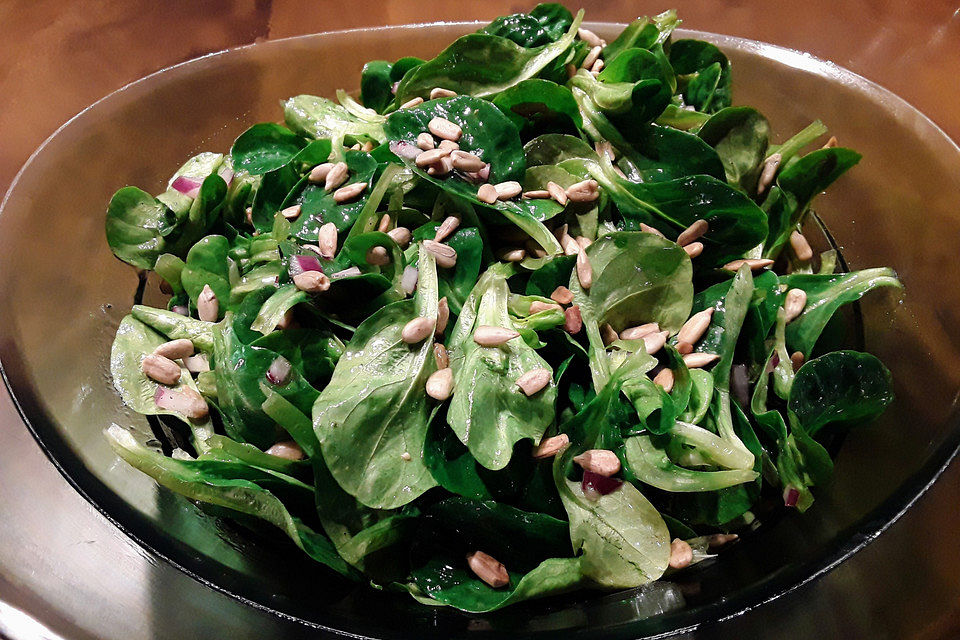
791 351 805 371
197 285 218 322
473 325 519 347
429 87 457 99
245 207 253 227
401 317 435 344
756 152 782 195
566 63 577 78
522 189 551 199
566 179 600 202
436 297 450 335
400 97 423 109
415 147 451 167
576 236 592 250
595 140 615 161
600 323 619 346
822 136 838 149
573 449 620 476
422 239 458 268
141 354 181 385
361 141 375 152
401 452 412 461
317 222 338 259
576 251 592 289
529 301 561 314
784 288 807 322
401 266 419 295
293 270 330 293
266 440 305 461
653 368 675 393
438 139 460 152
182 354 210 373
707 533 740 549
722 258 775 272
578 27 603 47
643 330 669 356
677 341 694 355
426 155 454 176
494 181 523 200
564 305 583 334
366 245 390 265
525 239 548 258
324 161 349 191
348 143 360 151
790 230 814 261
683 242 704 258
516 368 551 396
416 132 435 150
388 226 412 248
677 308 715 345
677 219 708 246
434 216 461 242
620 322 660 340
377 213 391 233
308 163 334 183
683 352 720 368
590 58 605 74
498 247 526 262
639 223 665 238
477 183 498 204
550 286 574 305
669 539 693 570
334 182 368 204
546 181 568 205
560 232 580 256
581 45 602 70
153 339 194 360
533 433 570 459
450 150 485 172
281 204 302 220
433 343 449 370
428 116 462 141
425 367 454 401
331 266 361 279
276 308 297 330
467 551 509 588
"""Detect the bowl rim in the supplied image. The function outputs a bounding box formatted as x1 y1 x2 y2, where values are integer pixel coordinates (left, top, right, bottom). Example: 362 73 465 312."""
2 19 960 639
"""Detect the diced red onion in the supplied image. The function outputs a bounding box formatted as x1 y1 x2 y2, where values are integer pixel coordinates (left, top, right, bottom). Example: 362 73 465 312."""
154 386 187 412
783 486 800 508
171 305 189 316
266 356 292 385
390 140 421 160
766 352 780 373
478 164 490 181
171 175 202 199
391 81 400 96
401 266 419 295
289 254 323 276
582 470 623 499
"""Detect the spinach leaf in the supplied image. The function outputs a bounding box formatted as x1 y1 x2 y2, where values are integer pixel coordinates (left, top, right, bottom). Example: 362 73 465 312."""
669 40 731 113
492 79 582 137
697 106 771 191
360 60 395 114
130 305 215 351
105 425 356 578
524 133 597 167
783 267 901 356
105 187 178 270
568 232 692 389
447 274 557 470
479 3 574 47
623 435 758 491
313 247 441 509
283 94 385 143
602 10 678 62
789 350 894 435
181 235 232 318
231 123 309 175
394 11 582 103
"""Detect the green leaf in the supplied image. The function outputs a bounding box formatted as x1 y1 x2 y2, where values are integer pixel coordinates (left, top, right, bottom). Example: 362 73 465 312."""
478 3 574 47
492 79 582 137
602 10 678 62
670 40 731 113
130 305 215 351
181 235 232 318
360 60 395 114
394 11 582 103
313 247 441 509
105 187 177 270
524 133 598 167
447 275 557 470
697 106 771 190
231 123 308 175
783 267 901 356
623 435 757 492
788 350 894 435
283 94 385 142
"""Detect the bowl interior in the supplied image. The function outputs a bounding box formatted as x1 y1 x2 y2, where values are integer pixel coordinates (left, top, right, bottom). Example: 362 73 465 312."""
1 22 959 639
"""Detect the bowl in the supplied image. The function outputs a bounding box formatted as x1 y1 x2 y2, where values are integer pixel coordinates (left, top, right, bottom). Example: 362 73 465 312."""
1 21 959 639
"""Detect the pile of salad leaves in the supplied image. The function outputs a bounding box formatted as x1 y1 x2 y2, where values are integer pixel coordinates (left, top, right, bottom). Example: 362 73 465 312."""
104 5 902 612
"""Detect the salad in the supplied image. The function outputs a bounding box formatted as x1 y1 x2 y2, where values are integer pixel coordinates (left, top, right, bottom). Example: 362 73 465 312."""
104 5 902 612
